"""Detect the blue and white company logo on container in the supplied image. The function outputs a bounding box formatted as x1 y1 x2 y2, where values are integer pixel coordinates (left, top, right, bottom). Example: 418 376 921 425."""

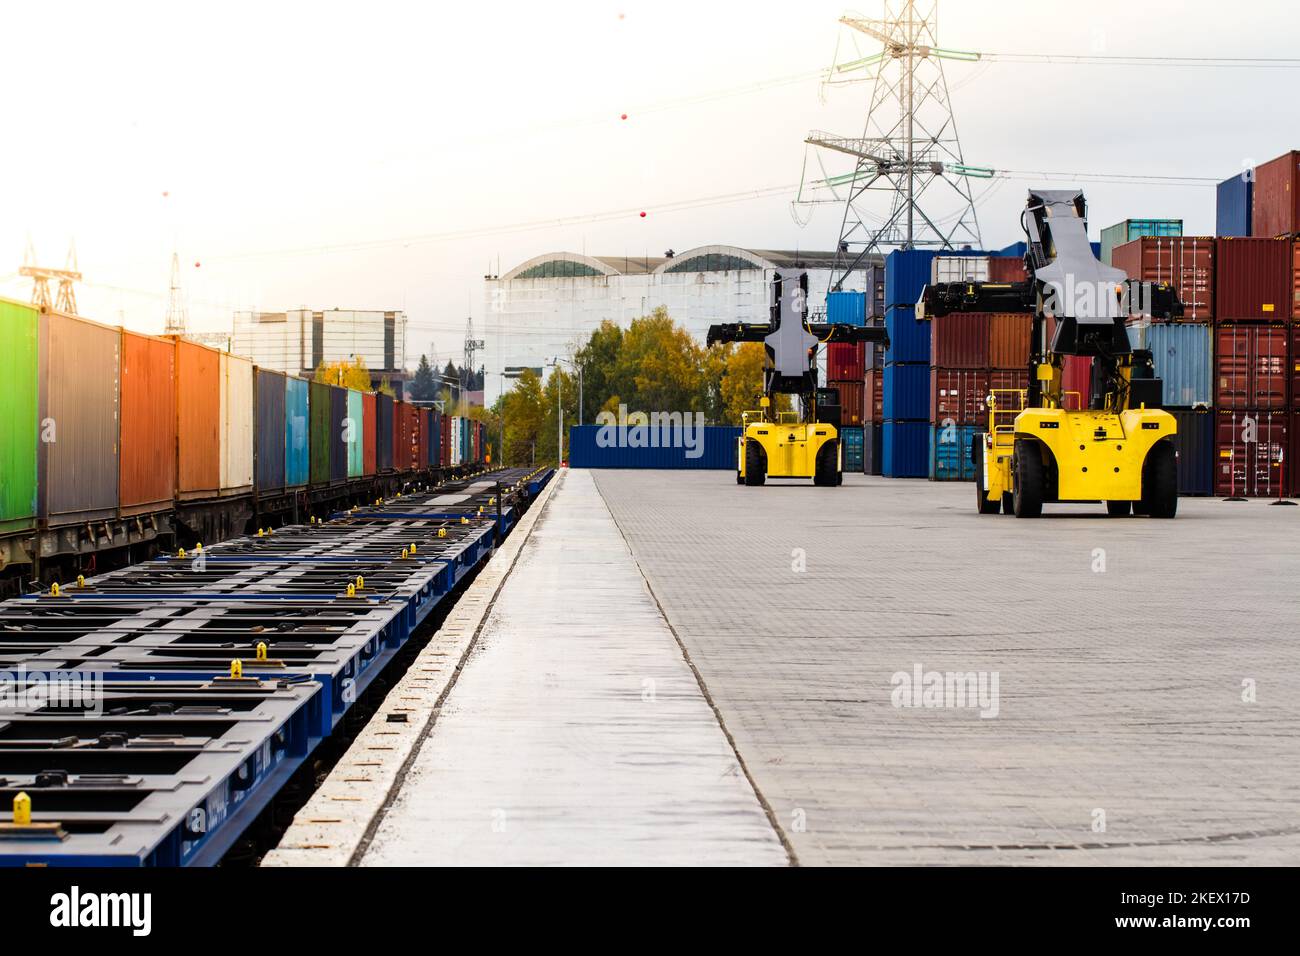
594 405 707 459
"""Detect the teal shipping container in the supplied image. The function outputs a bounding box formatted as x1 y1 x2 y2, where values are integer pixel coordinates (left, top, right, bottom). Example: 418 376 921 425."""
1100 218 1182 265
346 388 364 478
929 424 978 481
1128 321 1212 407
285 376 309 487
840 426 864 471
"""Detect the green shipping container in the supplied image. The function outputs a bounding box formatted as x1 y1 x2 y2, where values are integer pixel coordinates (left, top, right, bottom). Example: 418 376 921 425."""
346 388 364 478
0 299 38 533
309 380 331 485
1099 218 1182 265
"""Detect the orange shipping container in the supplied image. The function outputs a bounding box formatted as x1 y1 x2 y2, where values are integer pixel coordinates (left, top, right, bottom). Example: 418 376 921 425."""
988 313 1032 369
120 330 177 514
174 338 221 498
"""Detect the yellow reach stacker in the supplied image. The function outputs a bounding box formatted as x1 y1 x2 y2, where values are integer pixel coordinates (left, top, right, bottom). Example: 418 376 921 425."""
919 189 1183 518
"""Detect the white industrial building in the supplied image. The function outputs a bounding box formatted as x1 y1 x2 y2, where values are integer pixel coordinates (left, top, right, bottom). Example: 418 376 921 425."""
482 244 883 403
231 308 408 390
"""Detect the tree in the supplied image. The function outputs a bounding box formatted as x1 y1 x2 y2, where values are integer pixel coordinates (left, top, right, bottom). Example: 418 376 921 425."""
314 357 373 391
717 342 789 423
410 355 437 401
500 368 545 466
613 307 707 415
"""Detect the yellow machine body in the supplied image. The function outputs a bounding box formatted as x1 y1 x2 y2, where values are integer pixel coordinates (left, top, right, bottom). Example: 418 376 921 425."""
738 416 840 481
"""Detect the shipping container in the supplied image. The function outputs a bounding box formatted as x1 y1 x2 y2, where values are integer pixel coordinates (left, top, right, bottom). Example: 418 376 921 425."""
988 369 1029 411
219 352 254 495
0 299 39 533
439 410 451 468
929 423 978 481
826 290 866 326
119 330 176 516
329 386 348 483
175 339 221 499
285 376 309 487
882 420 929 478
1293 325 1300 409
1216 237 1291 321
1214 324 1288 409
931 312 990 369
1251 150 1300 238
931 256 988 283
987 256 1027 283
826 341 866 381
376 393 394 472
254 367 287 495
988 313 1032 369
428 410 442 468
1128 321 1213 407
885 306 930 364
359 392 375 476
1217 173 1253 238
1111 236 1216 322
865 264 886 319
1061 355 1090 409
1169 408 1214 496
308 381 331 485
1215 409 1288 497
830 381 865 426
864 368 884 421
39 311 120 524
840 425 864 472
882 363 930 421
863 422 882 476
884 249 938 364
417 408 431 470
568 425 741 469
1294 411 1300 497
1100 218 1182 265
346 389 364 478
1293 239 1300 321
930 368 988 425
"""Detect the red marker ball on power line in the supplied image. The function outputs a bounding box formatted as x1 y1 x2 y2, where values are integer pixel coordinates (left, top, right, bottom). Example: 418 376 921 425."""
639 211 646 218
621 113 628 120
194 261 201 268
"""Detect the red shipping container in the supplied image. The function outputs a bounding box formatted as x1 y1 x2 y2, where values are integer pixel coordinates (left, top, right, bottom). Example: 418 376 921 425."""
120 330 177 515
863 369 883 421
1215 409 1288 497
989 368 1030 402
1215 324 1288 409
1293 240 1300 320
1216 238 1291 321
440 411 451 467
1293 326 1300 409
988 313 1032 369
417 409 430 469
831 381 864 426
1111 236 1216 322
362 392 377 476
1061 355 1090 409
930 368 988 425
931 312 990 368
826 341 866 381
1293 411 1300 497
987 256 1027 283
1252 150 1300 239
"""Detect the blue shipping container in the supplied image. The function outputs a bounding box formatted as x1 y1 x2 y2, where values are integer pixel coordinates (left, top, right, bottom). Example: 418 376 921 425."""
883 421 929 478
1169 408 1214 496
568 425 741 469
285 377 309 487
1129 321 1212 407
1216 174 1253 237
840 425 864 471
882 362 931 421
884 250 937 363
928 423 977 481
827 290 866 326
885 306 931 364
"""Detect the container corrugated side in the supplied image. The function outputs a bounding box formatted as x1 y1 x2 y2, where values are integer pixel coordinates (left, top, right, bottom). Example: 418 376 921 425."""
362 392 377 476
826 342 866 380
120 331 176 515
882 363 930 421
930 368 988 425
1129 321 1212 407
254 367 287 494
884 249 938 364
882 420 928 478
568 425 741 469
840 426 864 472
430 411 442 467
39 311 120 525
826 290 866 326
1217 174 1252 237
284 376 309 488
931 312 989 369
219 351 254 495
329 386 348 483
175 339 221 499
309 380 331 485
1170 408 1213 496
831 381 864 426
1215 237 1291 321
864 368 883 421
1111 236 1216 322
863 423 882 476
1100 219 1182 264
1215 409 1288 497
988 313 1031 369
928 423 977 481
1214 324 1288 409
931 256 988 283
1251 150 1300 238
346 389 364 478
376 393 394 472
0 299 38 533
987 257 1027 282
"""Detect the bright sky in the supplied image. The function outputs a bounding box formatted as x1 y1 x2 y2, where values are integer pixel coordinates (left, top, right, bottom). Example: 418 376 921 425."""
1 0 1296 368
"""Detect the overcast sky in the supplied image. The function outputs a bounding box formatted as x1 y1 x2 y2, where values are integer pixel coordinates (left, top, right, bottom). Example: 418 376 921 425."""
1 0 1296 368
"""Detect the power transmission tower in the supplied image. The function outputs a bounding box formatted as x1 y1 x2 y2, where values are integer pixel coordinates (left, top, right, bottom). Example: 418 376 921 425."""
805 1 987 290
20 238 81 314
462 316 484 393
163 252 188 335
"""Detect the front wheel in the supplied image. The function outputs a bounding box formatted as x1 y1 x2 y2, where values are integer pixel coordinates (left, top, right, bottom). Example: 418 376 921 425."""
814 439 840 487
744 439 766 487
1141 441 1178 518
1013 439 1045 518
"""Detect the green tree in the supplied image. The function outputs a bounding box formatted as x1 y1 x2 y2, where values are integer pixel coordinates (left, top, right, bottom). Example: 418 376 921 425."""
500 368 545 466
314 357 373 391
410 355 437 401
614 307 707 415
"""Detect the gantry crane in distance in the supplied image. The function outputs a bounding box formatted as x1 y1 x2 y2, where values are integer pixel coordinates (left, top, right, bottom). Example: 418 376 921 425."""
708 269 889 486
919 189 1183 518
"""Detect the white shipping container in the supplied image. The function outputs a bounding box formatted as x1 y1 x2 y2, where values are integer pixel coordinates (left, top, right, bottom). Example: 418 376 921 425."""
931 256 990 284
219 351 255 493
450 417 462 466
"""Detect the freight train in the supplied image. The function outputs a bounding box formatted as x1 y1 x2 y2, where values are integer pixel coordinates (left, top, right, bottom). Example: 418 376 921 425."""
0 298 491 593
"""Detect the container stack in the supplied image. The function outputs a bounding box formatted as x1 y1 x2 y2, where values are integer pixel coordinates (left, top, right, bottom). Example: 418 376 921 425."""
881 249 938 477
1099 218 1183 265
825 290 867 472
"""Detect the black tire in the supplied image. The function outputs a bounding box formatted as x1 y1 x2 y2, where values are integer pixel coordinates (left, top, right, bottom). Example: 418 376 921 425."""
736 468 743 484
744 439 766 487
1141 441 1178 518
974 457 1000 514
814 439 839 487
1001 492 1014 515
1106 500 1132 517
1013 439 1045 518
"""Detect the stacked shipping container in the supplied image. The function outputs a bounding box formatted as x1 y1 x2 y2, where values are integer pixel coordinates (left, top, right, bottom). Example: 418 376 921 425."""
825 289 867 472
881 249 938 477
